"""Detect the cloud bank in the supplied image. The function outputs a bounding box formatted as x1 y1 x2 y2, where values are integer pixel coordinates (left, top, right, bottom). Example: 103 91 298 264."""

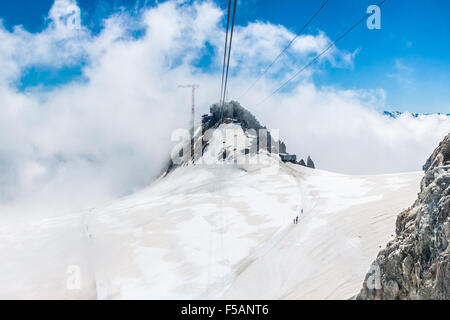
0 0 449 216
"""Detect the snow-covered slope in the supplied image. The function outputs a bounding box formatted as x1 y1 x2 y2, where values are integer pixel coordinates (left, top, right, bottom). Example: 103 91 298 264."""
0 122 422 299
223 165 421 299
83 123 301 299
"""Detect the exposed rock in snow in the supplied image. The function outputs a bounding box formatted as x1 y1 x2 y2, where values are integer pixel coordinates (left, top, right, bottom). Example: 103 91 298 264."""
206 101 266 133
383 110 450 119
423 133 450 171
165 101 292 175
358 133 450 300
306 156 315 169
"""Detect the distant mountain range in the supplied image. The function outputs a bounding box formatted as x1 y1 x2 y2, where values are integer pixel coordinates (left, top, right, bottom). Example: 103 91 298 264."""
383 111 450 118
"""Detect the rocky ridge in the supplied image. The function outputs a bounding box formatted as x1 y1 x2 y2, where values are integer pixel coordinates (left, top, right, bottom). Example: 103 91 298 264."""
165 101 315 174
357 133 450 299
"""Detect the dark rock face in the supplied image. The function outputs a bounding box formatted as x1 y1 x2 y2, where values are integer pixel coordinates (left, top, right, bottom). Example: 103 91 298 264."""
357 133 450 300
423 135 450 171
205 101 265 132
306 156 315 169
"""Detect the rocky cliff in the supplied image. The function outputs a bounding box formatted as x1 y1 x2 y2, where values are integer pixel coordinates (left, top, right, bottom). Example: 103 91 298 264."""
357 133 450 299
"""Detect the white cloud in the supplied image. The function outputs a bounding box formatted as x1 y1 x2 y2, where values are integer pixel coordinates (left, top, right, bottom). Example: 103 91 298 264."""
388 58 413 87
231 24 354 79
250 84 450 174
48 0 82 34
0 0 448 217
0 0 89 85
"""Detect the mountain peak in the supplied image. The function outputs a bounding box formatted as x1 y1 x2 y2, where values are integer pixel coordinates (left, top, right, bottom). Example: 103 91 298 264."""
165 101 315 175
202 101 266 133
423 132 450 172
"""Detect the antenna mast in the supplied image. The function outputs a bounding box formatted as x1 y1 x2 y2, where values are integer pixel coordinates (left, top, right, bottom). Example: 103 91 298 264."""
178 84 199 136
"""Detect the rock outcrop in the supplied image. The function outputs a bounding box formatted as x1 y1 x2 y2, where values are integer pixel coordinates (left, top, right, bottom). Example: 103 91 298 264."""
164 101 304 174
306 156 315 169
357 133 450 300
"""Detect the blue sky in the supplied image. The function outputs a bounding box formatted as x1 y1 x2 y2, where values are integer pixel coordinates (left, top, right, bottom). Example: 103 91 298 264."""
0 0 449 113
